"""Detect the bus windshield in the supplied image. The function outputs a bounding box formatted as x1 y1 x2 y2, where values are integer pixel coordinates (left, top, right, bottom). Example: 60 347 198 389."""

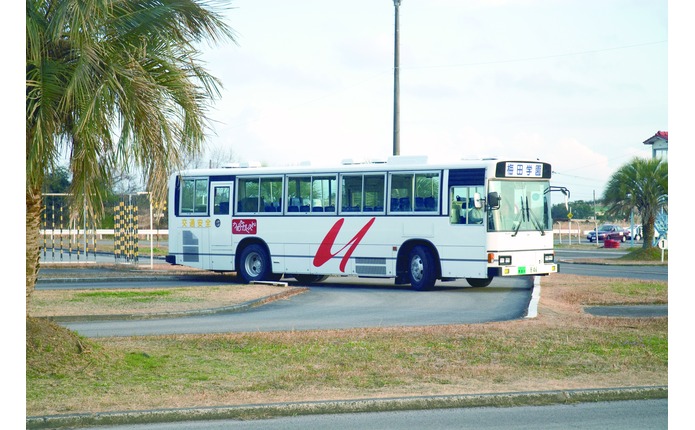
487 180 551 234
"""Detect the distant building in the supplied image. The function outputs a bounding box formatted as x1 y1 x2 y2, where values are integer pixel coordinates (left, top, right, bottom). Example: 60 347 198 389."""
643 131 668 160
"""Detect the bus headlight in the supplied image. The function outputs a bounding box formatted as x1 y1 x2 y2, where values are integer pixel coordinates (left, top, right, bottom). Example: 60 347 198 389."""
544 253 555 263
499 256 512 265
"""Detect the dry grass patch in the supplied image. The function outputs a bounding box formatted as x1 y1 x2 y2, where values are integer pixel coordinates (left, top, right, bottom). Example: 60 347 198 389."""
29 285 302 317
27 273 667 416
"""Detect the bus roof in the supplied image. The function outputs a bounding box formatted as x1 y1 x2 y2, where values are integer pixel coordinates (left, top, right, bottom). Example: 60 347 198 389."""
171 156 546 178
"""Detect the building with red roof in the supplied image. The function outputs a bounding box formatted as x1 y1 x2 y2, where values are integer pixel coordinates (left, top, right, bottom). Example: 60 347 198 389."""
643 131 668 160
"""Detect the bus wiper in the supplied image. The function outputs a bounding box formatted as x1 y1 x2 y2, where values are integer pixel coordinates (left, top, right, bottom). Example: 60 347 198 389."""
511 196 525 237
525 196 546 235
524 196 530 222
512 196 545 236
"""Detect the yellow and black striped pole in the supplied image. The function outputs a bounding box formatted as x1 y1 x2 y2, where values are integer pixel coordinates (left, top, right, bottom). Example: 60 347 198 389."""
59 205 64 261
42 198 46 258
51 199 55 259
133 204 139 263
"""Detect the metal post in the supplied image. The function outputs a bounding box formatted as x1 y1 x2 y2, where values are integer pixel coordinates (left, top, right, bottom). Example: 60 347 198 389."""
593 190 599 248
630 207 634 247
83 193 87 259
392 0 401 156
150 194 153 269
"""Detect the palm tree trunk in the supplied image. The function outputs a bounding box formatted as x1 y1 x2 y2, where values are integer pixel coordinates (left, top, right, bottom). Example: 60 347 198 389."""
26 185 43 315
642 212 657 249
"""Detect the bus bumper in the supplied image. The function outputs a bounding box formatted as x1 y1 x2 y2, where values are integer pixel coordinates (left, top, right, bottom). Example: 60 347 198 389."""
493 263 558 276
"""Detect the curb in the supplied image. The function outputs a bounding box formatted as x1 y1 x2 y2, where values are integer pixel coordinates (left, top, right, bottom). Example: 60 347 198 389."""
26 386 667 429
36 273 229 284
557 259 667 266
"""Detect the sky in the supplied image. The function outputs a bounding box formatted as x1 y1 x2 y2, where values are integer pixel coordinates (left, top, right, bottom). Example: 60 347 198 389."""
195 0 669 203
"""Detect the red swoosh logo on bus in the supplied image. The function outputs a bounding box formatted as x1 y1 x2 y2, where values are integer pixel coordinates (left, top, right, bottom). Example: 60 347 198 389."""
313 217 376 272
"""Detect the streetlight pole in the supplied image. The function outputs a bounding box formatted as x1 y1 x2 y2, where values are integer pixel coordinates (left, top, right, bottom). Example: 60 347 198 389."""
392 0 401 156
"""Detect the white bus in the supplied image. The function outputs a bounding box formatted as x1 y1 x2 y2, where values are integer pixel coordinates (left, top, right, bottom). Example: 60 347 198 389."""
166 156 568 290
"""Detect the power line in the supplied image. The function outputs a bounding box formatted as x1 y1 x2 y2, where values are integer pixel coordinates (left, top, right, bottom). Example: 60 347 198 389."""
551 171 596 182
401 40 667 71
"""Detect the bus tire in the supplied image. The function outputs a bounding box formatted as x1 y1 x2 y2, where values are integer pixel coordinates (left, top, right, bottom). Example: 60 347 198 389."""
408 245 437 291
466 277 493 288
238 244 272 283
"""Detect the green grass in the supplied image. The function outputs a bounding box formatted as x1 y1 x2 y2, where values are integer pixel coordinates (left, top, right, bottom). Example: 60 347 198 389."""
619 247 668 262
72 290 173 302
607 280 667 299
27 319 667 410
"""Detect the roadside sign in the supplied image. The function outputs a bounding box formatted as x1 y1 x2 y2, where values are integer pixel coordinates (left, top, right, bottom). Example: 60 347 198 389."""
658 238 667 263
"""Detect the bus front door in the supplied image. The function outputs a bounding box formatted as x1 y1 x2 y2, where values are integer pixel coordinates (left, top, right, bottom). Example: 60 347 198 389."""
209 182 234 271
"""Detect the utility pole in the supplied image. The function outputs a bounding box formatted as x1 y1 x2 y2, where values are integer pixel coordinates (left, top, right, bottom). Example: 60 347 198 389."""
392 0 401 156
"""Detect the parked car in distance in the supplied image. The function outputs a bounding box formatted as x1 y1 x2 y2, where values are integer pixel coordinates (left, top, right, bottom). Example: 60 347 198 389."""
625 225 642 241
626 224 660 242
587 224 628 242
623 227 640 240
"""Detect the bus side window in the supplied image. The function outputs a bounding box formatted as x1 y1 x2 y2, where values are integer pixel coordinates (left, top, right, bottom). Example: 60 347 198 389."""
364 174 385 213
450 188 468 224
237 178 260 213
260 177 282 213
450 192 464 224
390 173 413 212
341 175 362 212
181 178 209 215
414 172 439 212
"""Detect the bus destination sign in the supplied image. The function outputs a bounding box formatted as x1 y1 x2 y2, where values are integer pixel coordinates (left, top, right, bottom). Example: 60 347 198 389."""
504 162 543 178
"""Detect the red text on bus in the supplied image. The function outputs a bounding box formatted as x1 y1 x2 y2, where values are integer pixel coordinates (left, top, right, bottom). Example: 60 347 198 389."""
313 217 376 272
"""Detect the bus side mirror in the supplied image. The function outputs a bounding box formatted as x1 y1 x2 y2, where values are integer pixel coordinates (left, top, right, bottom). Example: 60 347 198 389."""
487 192 500 209
545 186 571 210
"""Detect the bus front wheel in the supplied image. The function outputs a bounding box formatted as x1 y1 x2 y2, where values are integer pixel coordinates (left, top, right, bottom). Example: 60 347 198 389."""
408 245 437 291
466 277 493 288
238 244 272 283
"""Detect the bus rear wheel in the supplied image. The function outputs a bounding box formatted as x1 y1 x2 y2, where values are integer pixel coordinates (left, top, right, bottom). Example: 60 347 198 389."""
408 245 437 291
466 277 493 288
238 244 272 283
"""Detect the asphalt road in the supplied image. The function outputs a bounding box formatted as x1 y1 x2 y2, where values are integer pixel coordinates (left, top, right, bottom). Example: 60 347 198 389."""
555 248 667 281
39 248 668 338
32 398 668 430
60 276 535 337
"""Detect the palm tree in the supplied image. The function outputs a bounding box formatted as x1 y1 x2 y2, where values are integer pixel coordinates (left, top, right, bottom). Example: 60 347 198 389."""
602 157 668 248
26 0 235 311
